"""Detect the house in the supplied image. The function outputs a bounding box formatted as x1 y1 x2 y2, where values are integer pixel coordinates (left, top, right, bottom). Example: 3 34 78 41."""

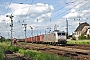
87 28 90 35
73 22 90 40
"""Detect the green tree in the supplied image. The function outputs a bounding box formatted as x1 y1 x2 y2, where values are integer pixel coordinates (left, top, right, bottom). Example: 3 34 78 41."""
6 39 11 41
78 33 86 40
86 34 90 40
0 36 5 43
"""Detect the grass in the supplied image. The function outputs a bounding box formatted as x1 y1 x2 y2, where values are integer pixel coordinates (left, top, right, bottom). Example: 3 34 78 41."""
67 40 90 44
0 42 72 60
18 49 72 60
0 47 4 60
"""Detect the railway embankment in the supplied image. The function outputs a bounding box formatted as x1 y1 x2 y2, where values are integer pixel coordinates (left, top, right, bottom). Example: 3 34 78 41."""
17 43 90 60
0 42 71 60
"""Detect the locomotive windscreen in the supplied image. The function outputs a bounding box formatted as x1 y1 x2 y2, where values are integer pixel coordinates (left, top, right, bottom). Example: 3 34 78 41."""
58 33 65 36
62 33 65 35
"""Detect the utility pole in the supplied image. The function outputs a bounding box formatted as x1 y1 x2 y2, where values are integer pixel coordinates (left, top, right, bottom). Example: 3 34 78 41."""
66 19 68 39
30 26 33 43
45 30 46 35
22 23 27 43
47 27 51 33
6 14 14 45
54 24 59 31
8 32 9 39
0 33 1 36
54 24 57 31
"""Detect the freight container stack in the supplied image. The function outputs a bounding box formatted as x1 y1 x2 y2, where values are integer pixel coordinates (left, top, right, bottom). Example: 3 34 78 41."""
18 30 67 44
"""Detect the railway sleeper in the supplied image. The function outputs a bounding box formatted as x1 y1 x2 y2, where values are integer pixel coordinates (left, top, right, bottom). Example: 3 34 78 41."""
65 52 78 56
4 50 13 54
75 52 88 55
4 52 32 60
38 48 46 50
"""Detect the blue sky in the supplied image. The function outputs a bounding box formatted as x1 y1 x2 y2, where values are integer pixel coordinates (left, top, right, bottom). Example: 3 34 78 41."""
0 0 90 39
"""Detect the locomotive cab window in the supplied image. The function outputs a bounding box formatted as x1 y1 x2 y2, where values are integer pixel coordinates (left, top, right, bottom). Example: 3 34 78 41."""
58 33 65 36
58 33 61 36
62 33 65 35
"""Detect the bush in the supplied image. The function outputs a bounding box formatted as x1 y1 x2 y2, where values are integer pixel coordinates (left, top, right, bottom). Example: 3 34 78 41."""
0 36 6 43
86 34 90 39
4 46 21 52
72 36 76 40
78 34 86 40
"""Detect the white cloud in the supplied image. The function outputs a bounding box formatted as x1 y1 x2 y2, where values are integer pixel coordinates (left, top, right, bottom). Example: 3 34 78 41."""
63 0 90 35
64 0 90 19
0 3 54 38
80 10 90 16
7 3 54 24
64 9 80 18
8 3 54 16
0 0 90 38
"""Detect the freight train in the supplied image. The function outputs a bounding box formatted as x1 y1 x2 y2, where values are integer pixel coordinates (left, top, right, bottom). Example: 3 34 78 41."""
19 30 67 45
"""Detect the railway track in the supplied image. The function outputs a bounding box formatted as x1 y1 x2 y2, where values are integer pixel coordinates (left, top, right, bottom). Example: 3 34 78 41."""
63 44 90 50
1 46 32 60
4 51 32 60
17 43 90 60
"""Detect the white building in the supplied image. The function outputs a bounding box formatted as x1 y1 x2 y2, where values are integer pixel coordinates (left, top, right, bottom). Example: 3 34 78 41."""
73 22 90 40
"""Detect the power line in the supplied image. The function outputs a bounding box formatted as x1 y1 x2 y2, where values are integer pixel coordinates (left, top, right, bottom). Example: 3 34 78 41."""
24 0 34 22
49 0 75 22
20 0 34 39
53 0 75 13
17 0 34 25
1 0 89 38
51 1 85 21
0 0 13 39
0 0 7 15
4 0 13 14
0 0 13 23
17 0 28 23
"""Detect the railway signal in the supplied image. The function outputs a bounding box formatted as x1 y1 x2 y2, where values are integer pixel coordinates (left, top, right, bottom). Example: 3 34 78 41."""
6 14 14 45
30 26 33 43
22 23 27 43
